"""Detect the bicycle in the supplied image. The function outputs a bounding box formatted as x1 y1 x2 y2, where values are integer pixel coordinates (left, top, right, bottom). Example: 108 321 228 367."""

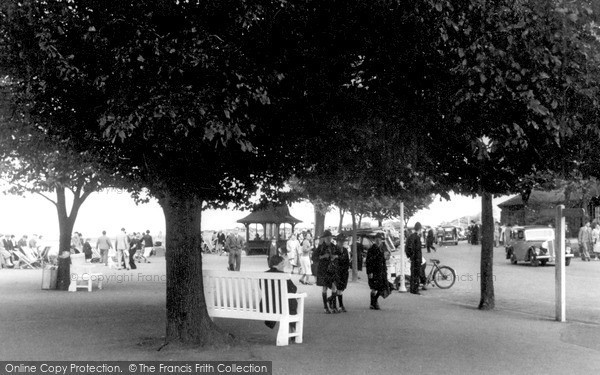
395 258 456 290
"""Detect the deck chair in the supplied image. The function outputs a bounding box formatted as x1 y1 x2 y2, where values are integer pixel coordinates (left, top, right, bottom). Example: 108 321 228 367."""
91 247 102 262
12 248 41 269
68 253 103 292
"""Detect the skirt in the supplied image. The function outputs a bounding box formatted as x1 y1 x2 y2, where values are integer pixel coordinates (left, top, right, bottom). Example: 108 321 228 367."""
299 255 312 276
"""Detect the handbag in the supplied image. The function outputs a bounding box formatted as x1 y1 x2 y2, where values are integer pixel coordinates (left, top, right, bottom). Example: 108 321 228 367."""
381 282 393 299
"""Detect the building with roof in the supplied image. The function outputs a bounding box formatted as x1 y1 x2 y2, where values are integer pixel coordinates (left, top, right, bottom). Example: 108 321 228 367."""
237 205 302 255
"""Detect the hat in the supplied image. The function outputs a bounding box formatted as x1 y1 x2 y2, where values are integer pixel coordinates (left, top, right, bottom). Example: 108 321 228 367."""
320 230 333 239
375 232 385 239
335 233 347 241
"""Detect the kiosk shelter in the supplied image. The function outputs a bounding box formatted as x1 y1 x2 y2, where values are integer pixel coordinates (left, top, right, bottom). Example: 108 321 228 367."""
237 205 302 255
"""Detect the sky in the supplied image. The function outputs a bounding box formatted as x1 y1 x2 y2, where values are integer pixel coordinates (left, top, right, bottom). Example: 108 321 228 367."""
0 190 512 242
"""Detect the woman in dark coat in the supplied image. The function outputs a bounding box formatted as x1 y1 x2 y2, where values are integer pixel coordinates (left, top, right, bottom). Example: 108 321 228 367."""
315 230 339 314
426 228 436 253
333 234 350 312
366 234 388 310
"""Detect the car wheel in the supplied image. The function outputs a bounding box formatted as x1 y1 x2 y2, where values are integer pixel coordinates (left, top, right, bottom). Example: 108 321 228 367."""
540 260 548 266
530 251 539 267
510 253 518 265
565 257 571 266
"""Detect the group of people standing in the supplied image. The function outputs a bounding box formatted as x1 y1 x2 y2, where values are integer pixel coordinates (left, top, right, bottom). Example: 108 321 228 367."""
578 221 600 261
95 229 155 269
313 230 351 314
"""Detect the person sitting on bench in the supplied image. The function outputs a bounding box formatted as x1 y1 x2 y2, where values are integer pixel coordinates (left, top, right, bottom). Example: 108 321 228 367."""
262 255 298 329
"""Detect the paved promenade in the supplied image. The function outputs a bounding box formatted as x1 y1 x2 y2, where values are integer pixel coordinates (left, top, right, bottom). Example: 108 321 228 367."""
0 253 599 374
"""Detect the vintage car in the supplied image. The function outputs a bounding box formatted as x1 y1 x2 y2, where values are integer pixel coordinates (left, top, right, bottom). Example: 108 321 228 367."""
438 226 459 245
505 226 573 266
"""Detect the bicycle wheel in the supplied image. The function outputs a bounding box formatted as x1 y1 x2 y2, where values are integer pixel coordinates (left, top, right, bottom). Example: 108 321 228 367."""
433 266 456 289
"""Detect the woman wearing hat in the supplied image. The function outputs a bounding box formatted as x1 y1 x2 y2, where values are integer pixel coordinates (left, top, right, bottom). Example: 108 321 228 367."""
315 229 340 314
366 233 388 310
332 233 350 312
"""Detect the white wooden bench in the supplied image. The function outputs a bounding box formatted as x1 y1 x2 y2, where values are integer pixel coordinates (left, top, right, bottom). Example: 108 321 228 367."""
203 270 307 346
69 253 103 292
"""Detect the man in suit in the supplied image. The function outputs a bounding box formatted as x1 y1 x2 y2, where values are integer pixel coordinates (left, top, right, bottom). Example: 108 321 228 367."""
225 228 245 271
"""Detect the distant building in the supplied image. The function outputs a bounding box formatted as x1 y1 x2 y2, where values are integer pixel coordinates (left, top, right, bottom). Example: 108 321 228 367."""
497 189 584 237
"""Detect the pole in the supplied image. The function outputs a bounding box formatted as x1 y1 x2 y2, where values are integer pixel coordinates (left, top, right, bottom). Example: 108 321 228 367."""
398 202 407 292
555 205 566 322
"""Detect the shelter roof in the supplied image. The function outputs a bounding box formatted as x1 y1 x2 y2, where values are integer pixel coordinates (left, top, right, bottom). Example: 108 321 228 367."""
237 205 302 225
497 189 573 208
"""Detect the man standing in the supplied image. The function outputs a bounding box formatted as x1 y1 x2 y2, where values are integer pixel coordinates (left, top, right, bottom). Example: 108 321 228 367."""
406 222 424 295
96 230 112 266
141 230 153 263
578 221 592 261
115 228 130 270
225 228 245 271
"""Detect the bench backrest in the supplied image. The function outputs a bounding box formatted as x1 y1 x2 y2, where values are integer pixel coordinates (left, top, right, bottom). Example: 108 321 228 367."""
203 270 292 320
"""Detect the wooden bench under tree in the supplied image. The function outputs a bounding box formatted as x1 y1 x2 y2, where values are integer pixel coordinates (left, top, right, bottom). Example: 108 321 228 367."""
203 270 307 346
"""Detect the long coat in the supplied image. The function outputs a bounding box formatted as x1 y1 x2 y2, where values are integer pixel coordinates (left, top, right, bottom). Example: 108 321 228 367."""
366 244 387 291
315 242 339 288
337 245 350 291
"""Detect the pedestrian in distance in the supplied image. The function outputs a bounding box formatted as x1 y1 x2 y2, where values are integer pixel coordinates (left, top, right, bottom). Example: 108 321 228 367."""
299 234 313 285
96 230 112 266
578 221 592 261
141 230 153 263
406 222 424 295
366 233 389 310
225 227 245 271
115 228 130 270
592 222 600 260
286 233 301 274
426 228 436 253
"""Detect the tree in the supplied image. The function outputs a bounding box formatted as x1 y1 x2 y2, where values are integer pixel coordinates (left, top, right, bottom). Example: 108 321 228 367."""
0 0 314 346
1 78 116 254
419 0 600 309
367 195 435 227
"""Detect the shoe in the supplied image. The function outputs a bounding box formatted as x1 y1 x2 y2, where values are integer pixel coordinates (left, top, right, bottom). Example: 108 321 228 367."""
299 280 306 285
411 292 422 295
324 308 331 314
327 296 335 311
421 285 428 291
339 306 347 313
305 282 313 285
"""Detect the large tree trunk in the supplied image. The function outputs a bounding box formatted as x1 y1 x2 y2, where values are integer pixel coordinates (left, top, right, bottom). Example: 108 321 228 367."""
338 208 345 232
314 205 326 239
478 191 495 310
351 209 358 281
55 186 83 255
160 193 232 345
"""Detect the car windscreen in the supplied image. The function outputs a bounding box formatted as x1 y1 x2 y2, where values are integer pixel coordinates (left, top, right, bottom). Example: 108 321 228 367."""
524 229 554 242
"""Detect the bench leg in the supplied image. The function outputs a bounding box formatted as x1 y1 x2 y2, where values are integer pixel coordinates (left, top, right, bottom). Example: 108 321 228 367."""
294 318 303 344
276 319 290 346
87 278 92 292
68 281 76 292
